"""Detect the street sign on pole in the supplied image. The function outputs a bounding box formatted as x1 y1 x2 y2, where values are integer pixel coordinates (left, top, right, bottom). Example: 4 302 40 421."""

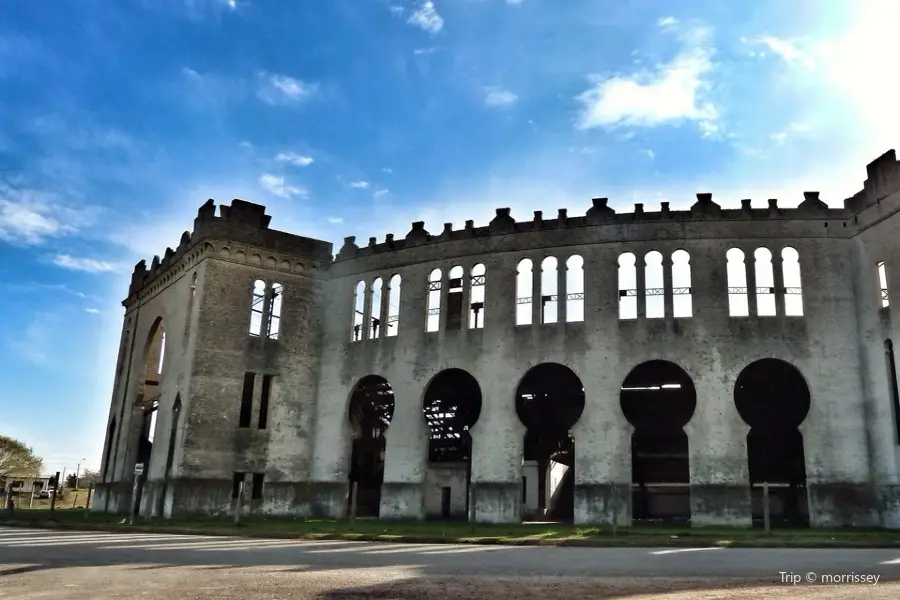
133 463 144 477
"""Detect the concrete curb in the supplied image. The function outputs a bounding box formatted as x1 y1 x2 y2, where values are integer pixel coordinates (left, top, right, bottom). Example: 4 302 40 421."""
4 520 900 549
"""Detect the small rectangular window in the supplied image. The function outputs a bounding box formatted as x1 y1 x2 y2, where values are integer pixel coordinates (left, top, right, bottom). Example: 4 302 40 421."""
258 375 273 430
251 473 265 500
878 262 890 308
239 373 254 428
231 472 246 498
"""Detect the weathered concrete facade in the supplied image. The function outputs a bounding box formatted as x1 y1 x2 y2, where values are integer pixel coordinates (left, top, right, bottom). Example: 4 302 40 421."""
95 150 900 529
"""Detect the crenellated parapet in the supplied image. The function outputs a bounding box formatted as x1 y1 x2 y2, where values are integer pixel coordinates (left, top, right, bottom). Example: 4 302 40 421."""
845 150 900 213
334 192 852 263
126 199 334 300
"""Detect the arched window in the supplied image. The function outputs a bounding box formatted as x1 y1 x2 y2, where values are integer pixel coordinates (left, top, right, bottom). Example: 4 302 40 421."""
781 248 803 317
250 280 266 336
644 251 664 319
369 278 383 339
426 269 442 333
618 253 637 320
446 266 465 330
671 250 692 318
267 283 283 340
566 255 584 323
726 248 749 317
754 247 776 316
540 257 558 324
352 281 365 342
469 264 486 329
516 259 533 326
385 275 401 337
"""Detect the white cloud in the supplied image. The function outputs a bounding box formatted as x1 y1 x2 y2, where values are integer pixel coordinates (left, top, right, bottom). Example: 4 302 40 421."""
506 0 523 5
327 216 344 224
644 149 655 159
484 87 519 108
275 152 314 167
350 180 370 189
51 255 118 274
657 16 678 28
413 47 439 55
84 308 101 314
388 5 404 17
257 72 318 105
575 26 716 134
259 173 306 198
408 1 443 34
382 167 393 174
373 189 390 198
0 192 84 245
742 35 817 69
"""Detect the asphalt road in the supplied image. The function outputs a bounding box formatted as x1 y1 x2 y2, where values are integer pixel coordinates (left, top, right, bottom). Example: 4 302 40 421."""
1 527 899 599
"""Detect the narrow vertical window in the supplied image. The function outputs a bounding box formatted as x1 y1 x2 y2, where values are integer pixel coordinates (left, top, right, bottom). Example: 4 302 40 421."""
426 269 442 333
267 283 282 340
516 259 533 326
878 262 890 308
644 251 664 319
469 263 486 329
726 248 749 317
618 253 637 320
157 332 166 375
446 266 464 330
781 248 803 316
258 374 272 430
369 278 383 339
540 257 558 324
886 340 900 443
250 280 266 336
754 247 776 316
251 473 265 500
184 272 198 342
386 274 401 337
352 281 365 342
239 372 254 428
671 250 692 318
566 255 584 323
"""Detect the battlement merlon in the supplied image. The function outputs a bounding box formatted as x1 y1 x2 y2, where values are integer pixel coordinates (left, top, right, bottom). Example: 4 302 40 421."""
334 193 851 262
126 198 334 298
845 149 900 213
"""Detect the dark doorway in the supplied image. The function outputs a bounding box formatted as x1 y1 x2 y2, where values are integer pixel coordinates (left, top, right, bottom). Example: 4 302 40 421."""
348 375 395 517
734 358 811 528
422 368 482 520
516 363 585 522
620 360 696 525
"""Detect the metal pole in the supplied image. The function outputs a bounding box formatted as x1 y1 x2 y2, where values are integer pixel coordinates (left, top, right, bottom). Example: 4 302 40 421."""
72 492 78 509
349 482 358 528
234 480 244 526
29 484 35 509
763 482 771 534
4 485 12 518
128 475 139 525
469 481 476 531
85 484 93 520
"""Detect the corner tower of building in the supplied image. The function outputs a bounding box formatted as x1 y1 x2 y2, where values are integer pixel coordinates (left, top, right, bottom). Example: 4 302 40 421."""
95 199 333 518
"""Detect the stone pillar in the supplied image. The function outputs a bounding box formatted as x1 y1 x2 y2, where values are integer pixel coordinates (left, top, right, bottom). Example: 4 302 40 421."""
557 257 567 325
636 254 647 319
380 381 427 519
663 253 674 319
772 248 785 317
532 262 542 325
686 246 752 527
745 248 758 317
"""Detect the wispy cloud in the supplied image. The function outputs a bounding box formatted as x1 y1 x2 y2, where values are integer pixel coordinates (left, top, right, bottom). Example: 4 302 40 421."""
407 1 443 34
275 152 314 167
382 167 393 174
575 23 716 135
327 216 343 224
84 308 101 314
51 254 118 274
413 47 439 55
0 190 86 245
259 173 306 198
350 180 370 189
484 87 518 108
256 72 319 105
373 189 389 199
657 16 678 28
742 35 817 68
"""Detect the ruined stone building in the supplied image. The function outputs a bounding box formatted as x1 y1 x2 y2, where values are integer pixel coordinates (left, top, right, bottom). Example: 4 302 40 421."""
95 150 900 528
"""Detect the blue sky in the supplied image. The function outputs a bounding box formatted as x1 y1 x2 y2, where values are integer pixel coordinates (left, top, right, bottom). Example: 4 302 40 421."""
0 0 896 474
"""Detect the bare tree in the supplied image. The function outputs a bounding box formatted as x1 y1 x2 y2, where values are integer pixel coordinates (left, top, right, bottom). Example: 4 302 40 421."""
0 435 43 479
